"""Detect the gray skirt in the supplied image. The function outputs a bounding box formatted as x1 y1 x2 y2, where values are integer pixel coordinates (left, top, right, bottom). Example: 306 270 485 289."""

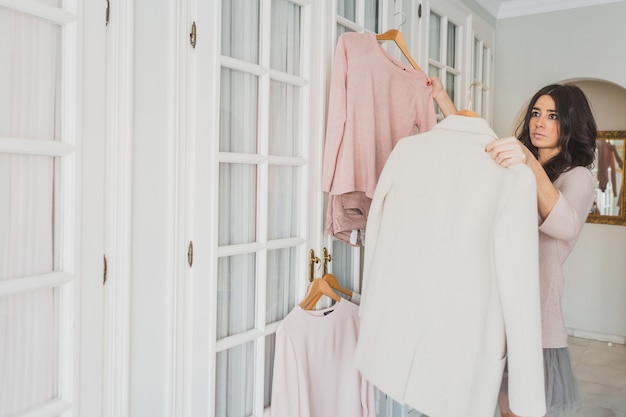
500 347 580 417
543 347 581 417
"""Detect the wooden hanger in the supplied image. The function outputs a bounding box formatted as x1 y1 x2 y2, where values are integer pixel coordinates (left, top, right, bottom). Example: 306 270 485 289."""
455 109 480 118
323 273 352 297
302 274 352 310
376 29 422 72
299 275 342 310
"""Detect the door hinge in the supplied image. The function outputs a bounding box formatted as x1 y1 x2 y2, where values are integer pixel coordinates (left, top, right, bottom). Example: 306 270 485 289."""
418 3 422 18
187 241 194 267
190 21 197 48
103 254 108 285
105 0 110 25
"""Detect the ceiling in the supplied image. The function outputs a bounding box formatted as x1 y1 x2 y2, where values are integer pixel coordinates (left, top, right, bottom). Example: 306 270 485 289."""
474 0 625 19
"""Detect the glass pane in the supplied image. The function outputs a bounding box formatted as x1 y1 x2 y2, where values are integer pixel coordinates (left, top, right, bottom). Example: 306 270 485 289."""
470 84 477 113
215 342 255 417
399 1 413 43
270 0 301 75
474 88 486 116
483 46 489 83
446 22 457 67
0 7 62 141
0 155 54 280
481 90 487 117
474 39 480 80
0 289 58 416
221 0 259 63
364 0 379 32
428 13 441 61
330 240 358 292
446 73 456 103
269 81 301 157
428 66 441 115
480 91 489 117
428 65 440 78
219 163 257 246
268 166 301 240
336 24 352 38
266 247 297 323
220 68 258 153
337 0 356 21
264 334 276 408
217 254 256 339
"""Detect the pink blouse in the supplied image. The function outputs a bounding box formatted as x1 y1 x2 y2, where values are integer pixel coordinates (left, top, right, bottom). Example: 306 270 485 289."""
271 300 375 417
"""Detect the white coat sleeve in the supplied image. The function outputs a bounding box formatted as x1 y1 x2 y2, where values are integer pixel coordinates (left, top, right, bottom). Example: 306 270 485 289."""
494 164 546 417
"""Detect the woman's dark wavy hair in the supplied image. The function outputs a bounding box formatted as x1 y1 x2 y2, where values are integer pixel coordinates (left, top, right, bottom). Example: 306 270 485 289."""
515 84 597 182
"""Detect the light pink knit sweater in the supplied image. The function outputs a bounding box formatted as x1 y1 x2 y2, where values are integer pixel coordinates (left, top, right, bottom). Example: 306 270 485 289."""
322 32 437 198
538 166 594 348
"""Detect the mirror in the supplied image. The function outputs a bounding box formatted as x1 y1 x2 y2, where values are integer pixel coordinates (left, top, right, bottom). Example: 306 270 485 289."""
586 131 626 226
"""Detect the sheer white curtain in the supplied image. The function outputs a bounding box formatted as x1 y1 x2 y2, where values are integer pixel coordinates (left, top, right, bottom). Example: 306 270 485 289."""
0 5 61 417
215 0 304 415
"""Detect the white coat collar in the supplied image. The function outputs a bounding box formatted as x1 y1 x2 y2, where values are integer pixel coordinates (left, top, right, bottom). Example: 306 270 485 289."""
432 114 497 139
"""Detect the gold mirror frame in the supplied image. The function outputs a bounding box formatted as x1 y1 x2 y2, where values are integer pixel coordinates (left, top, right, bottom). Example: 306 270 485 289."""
586 131 626 226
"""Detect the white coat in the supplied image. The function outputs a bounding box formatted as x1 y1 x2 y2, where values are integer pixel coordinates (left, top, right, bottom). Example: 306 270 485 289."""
354 115 546 417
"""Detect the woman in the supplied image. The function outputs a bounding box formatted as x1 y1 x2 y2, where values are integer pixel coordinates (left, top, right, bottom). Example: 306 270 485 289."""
430 80 597 417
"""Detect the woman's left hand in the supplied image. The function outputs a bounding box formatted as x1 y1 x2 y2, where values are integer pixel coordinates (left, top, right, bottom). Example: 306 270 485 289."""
485 136 528 167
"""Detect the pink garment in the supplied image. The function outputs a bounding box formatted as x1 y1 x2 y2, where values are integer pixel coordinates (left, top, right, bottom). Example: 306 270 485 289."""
324 191 371 247
322 32 437 197
321 32 436 245
538 166 595 348
271 300 375 417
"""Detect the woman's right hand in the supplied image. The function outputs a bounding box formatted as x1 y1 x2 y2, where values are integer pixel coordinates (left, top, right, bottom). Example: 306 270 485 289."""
484 136 529 168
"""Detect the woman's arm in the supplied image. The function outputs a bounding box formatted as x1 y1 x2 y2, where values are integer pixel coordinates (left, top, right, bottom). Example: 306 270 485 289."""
526 154 561 220
427 77 458 118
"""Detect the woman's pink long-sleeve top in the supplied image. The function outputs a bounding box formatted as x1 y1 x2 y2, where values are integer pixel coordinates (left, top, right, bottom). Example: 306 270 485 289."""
538 167 595 348
322 32 437 198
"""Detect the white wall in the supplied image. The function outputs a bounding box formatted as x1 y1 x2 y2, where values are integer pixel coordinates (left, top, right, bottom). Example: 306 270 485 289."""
493 1 626 341
563 225 626 342
460 0 497 27
492 2 626 136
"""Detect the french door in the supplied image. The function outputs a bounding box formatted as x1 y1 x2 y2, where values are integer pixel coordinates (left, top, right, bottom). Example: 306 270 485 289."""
188 0 327 415
0 1 104 416
187 0 399 415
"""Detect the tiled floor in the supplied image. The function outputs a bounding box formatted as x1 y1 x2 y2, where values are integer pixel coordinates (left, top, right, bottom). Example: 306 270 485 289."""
409 335 626 417
565 336 626 417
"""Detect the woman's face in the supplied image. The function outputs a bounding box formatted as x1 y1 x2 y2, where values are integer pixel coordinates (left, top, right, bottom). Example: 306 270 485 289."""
529 94 561 162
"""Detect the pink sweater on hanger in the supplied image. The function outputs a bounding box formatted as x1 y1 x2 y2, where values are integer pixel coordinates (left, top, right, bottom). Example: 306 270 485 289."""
322 32 437 198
